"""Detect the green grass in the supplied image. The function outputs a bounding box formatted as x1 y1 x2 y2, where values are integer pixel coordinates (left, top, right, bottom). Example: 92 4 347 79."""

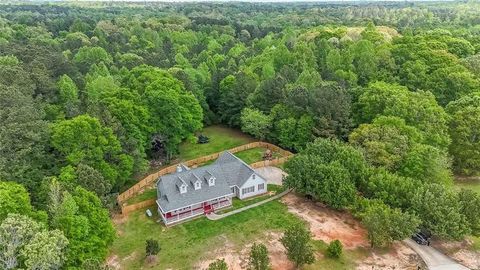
217 184 286 214
178 125 255 161
125 188 157 204
110 200 303 269
454 178 480 194
305 240 370 270
469 236 480 251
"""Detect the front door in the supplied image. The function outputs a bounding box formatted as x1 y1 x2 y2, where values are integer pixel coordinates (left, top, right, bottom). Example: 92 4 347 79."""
203 203 213 214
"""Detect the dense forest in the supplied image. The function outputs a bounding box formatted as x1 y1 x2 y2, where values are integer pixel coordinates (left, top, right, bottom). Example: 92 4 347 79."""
1 1 480 269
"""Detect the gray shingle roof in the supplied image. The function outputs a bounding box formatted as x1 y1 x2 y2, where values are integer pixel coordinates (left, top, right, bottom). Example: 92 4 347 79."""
156 151 256 212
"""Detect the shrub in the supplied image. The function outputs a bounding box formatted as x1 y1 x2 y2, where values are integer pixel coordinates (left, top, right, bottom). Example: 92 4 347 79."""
326 240 343 258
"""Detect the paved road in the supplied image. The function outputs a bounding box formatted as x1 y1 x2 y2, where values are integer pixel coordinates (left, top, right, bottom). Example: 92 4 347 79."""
206 189 291 220
404 239 470 270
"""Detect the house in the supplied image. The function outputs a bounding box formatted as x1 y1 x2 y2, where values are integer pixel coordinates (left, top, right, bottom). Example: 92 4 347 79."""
156 151 267 226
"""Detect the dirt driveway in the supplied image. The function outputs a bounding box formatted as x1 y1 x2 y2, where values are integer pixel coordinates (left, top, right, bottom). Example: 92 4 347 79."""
255 166 286 185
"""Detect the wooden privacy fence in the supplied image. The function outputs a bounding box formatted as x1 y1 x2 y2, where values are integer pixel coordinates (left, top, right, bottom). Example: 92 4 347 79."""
121 198 157 215
118 141 294 215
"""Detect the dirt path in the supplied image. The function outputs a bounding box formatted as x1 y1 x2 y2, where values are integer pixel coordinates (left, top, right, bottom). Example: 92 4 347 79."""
281 193 369 249
194 232 294 270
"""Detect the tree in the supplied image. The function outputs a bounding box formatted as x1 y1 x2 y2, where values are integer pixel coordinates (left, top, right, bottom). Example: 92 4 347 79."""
74 46 112 72
248 243 270 270
349 116 423 171
145 239 161 256
285 156 357 209
426 66 479 106
326 240 343 258
50 186 115 267
0 181 35 221
207 259 228 270
354 81 450 149
219 72 258 127
241 108 272 140
21 230 69 270
57 74 79 117
0 214 68 270
50 114 134 189
280 225 315 268
360 200 420 247
0 79 48 196
411 184 470 240
446 93 480 176
457 189 480 236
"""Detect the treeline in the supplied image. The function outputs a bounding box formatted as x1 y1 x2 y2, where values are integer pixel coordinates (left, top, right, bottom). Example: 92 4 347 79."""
0 1 480 268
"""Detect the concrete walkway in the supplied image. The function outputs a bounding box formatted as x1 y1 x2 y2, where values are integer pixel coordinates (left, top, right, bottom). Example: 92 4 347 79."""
404 239 470 270
206 189 291 221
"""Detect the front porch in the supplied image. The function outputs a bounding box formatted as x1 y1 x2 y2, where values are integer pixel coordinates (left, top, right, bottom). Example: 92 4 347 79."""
159 195 232 225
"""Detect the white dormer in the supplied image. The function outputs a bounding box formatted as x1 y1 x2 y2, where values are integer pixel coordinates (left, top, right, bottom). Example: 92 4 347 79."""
208 176 215 187
194 180 201 190
180 183 187 194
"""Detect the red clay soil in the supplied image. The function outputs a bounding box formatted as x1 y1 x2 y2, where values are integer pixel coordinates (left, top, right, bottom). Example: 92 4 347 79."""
281 193 369 249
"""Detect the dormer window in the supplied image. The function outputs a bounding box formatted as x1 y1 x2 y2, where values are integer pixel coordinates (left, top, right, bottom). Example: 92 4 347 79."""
180 184 187 194
252 174 256 180
195 181 201 190
208 176 215 186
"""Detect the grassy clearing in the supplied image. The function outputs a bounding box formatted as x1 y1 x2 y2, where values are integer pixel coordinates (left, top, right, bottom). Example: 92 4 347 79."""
234 147 282 164
178 125 255 161
125 188 156 204
454 178 480 194
306 240 369 270
110 200 303 269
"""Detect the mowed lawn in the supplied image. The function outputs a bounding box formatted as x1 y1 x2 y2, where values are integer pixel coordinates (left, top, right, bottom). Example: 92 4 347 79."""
178 125 255 161
110 201 302 269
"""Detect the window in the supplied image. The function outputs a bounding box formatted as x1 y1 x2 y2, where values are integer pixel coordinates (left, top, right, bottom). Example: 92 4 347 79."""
209 177 215 186
258 183 264 191
242 186 255 195
252 174 256 180
180 185 187 194
195 181 201 190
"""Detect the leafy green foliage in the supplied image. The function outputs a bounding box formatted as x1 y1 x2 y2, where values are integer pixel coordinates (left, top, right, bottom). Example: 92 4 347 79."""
0 214 68 270
446 93 480 176
280 225 315 267
411 184 470 240
145 239 161 256
208 259 229 270
359 200 420 248
248 243 270 270
326 240 343 258
285 139 367 209
51 115 133 189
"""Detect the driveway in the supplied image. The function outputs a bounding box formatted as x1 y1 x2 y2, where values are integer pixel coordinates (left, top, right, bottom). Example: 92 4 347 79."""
404 239 470 270
255 166 287 185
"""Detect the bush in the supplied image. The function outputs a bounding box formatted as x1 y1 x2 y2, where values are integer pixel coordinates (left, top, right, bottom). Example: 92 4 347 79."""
326 240 343 258
207 259 228 270
145 239 160 256
248 243 270 270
